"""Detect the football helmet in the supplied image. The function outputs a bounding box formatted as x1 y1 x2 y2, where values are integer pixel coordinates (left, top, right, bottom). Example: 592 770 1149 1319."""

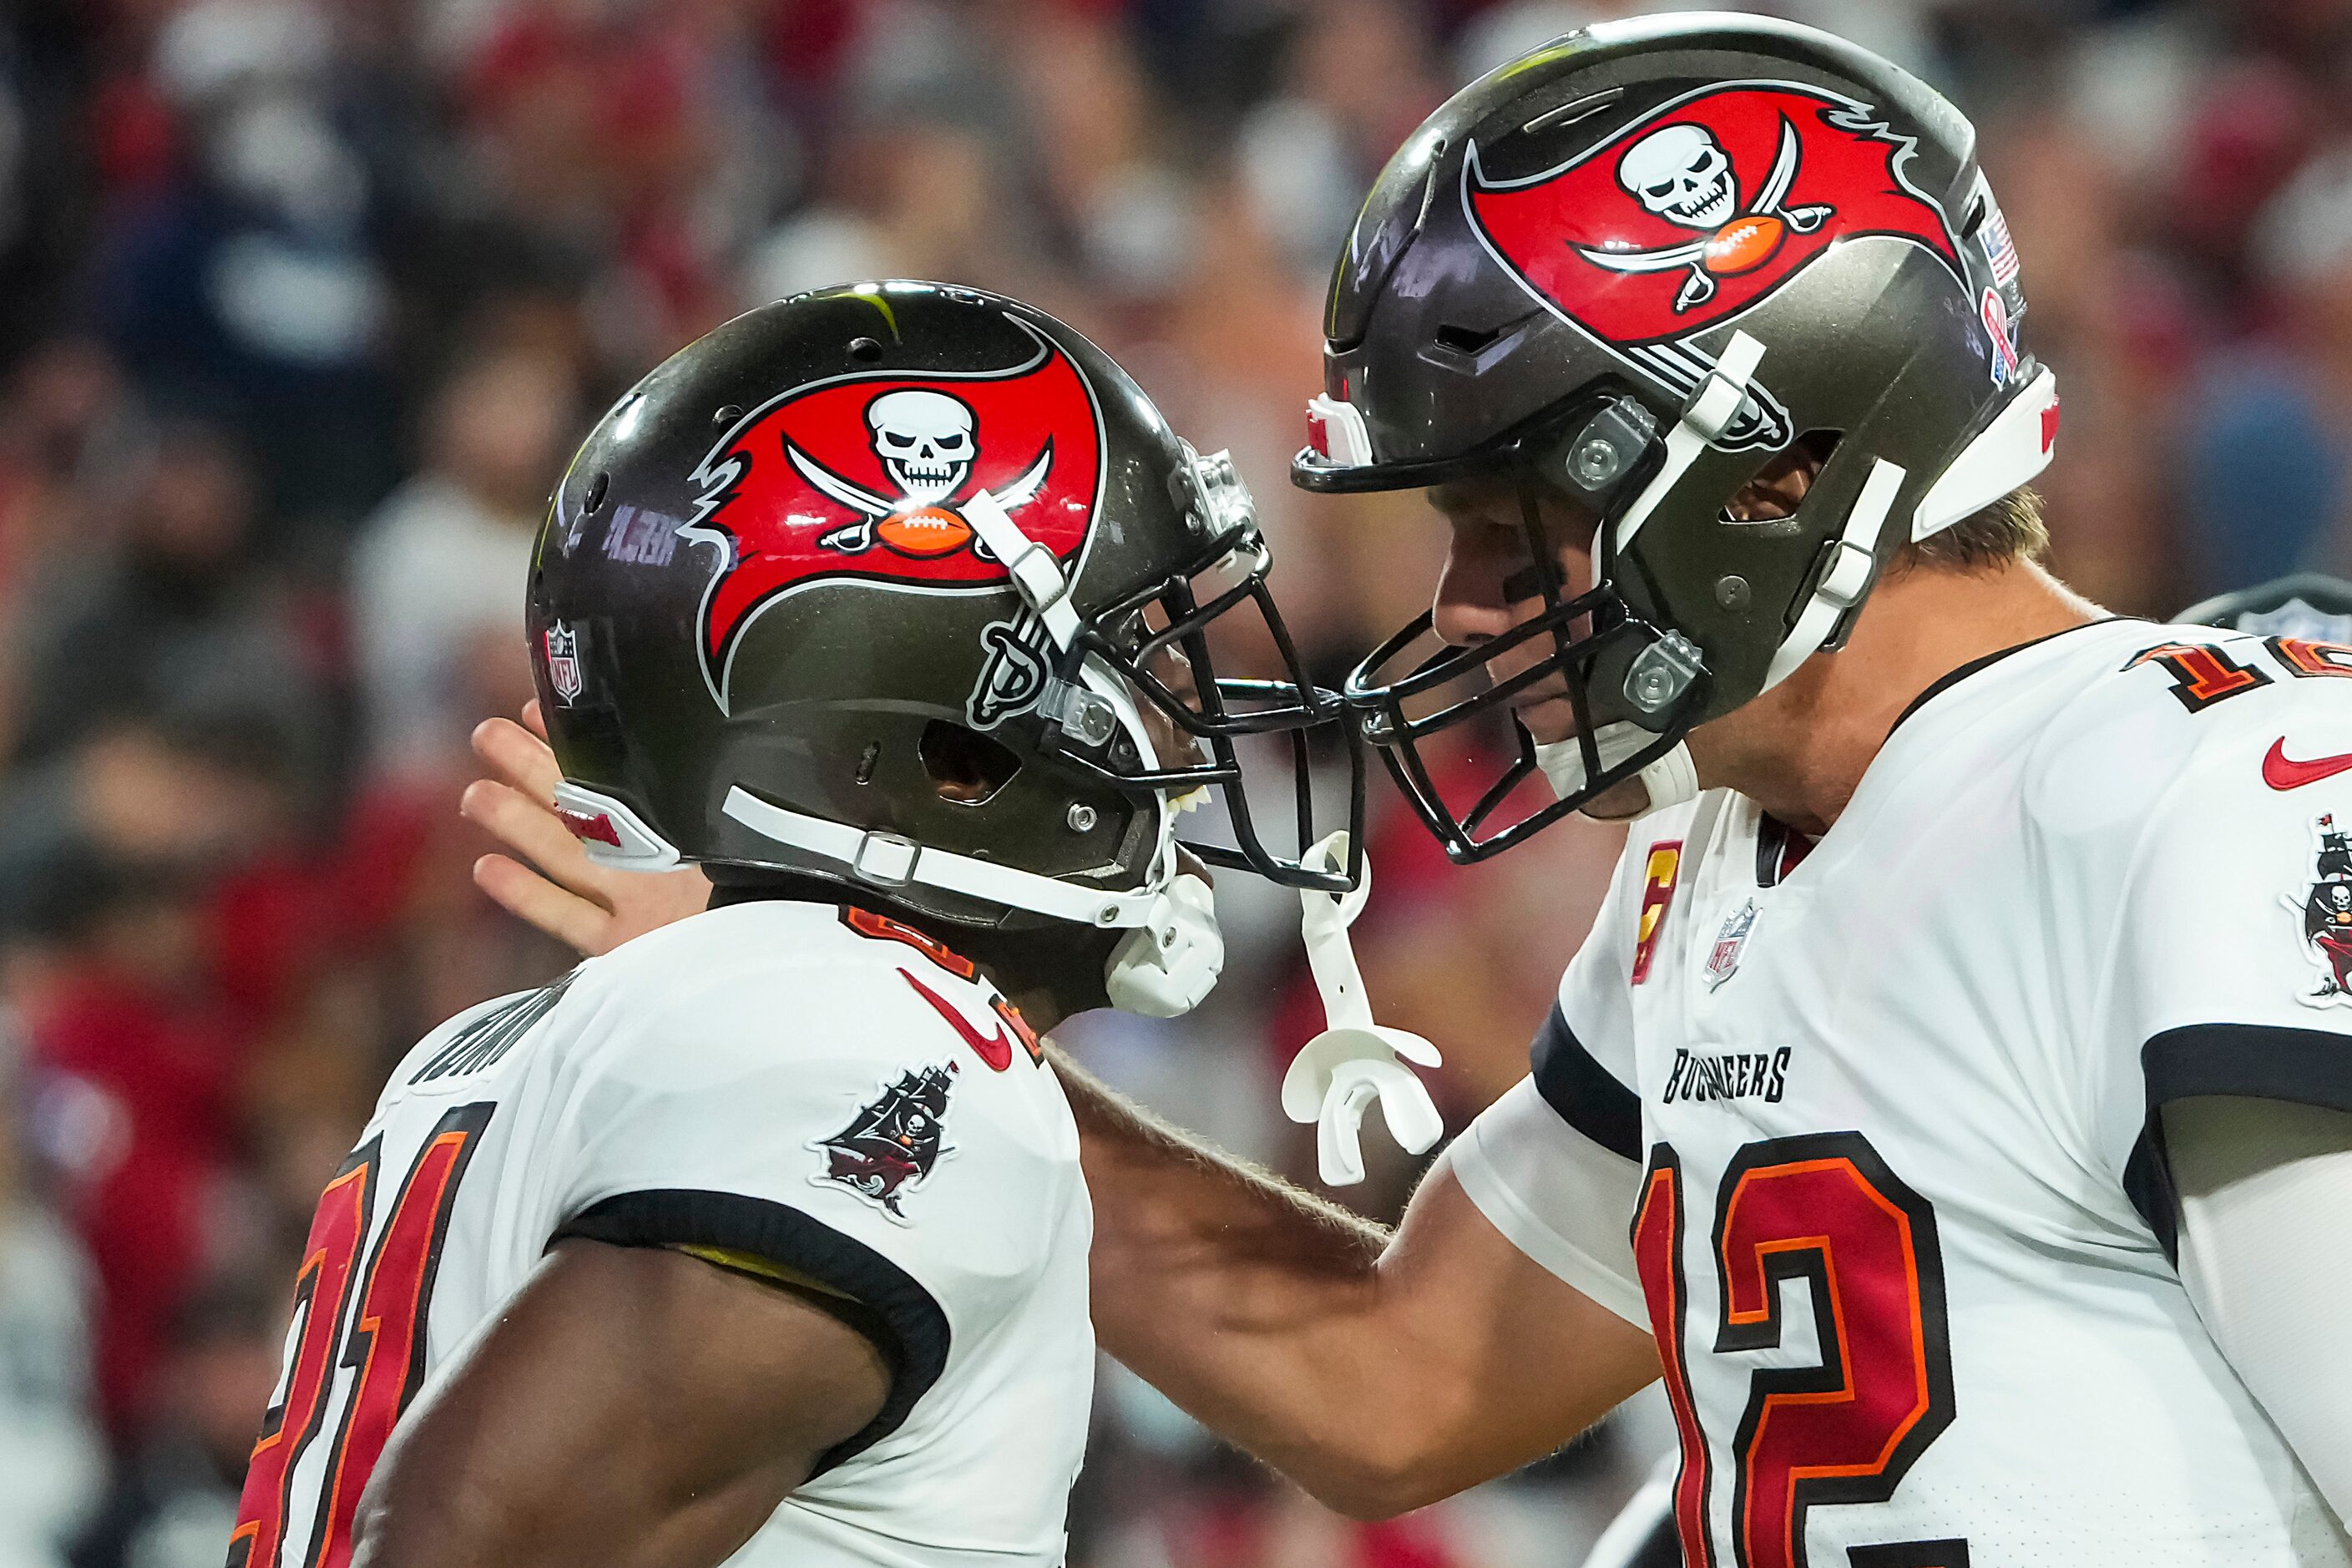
1293 14 2057 858
530 283 1359 1012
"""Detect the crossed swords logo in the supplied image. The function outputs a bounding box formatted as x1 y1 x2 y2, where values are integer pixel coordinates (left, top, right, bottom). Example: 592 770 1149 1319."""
783 387 1054 556
1576 116 1835 315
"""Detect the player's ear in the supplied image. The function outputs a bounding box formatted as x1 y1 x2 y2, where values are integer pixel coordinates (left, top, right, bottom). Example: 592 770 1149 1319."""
1722 430 1840 524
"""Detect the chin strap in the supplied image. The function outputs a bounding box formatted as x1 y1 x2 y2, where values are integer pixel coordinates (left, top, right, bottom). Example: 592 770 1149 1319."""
1614 330 1769 554
1279 832 1443 1186
1762 455 1907 692
1535 730 1700 818
721 785 1226 1018
962 490 1082 650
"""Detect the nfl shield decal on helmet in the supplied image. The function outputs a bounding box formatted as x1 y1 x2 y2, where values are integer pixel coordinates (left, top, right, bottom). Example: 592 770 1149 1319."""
542 622 584 704
2286 813 2352 1008
810 1062 959 1221
681 316 1105 711
1464 83 1963 450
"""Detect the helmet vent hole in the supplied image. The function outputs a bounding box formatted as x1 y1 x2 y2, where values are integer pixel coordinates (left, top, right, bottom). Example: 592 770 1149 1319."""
1434 322 1503 355
918 721 1022 807
855 740 881 786
712 403 743 427
583 470 609 513
848 336 884 363
1722 430 1841 527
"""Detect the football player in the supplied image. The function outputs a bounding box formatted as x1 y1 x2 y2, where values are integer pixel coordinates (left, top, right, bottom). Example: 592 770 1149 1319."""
1577 575 2352 1568
463 17 2352 1565
227 283 1363 1568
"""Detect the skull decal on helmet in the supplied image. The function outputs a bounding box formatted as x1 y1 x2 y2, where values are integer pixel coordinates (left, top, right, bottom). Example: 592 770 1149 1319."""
682 319 1103 712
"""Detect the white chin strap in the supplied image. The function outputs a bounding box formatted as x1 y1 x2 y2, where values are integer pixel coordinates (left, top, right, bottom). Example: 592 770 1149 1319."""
1535 729 1699 818
717 487 1224 1017
1614 329 1770 554
1536 330 1757 820
1761 454 1907 692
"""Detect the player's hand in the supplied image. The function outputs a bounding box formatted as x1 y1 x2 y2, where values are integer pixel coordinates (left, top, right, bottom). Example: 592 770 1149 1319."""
463 701 711 957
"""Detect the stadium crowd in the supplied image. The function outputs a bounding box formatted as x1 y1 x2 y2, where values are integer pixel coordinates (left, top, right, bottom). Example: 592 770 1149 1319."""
0 0 2348 1564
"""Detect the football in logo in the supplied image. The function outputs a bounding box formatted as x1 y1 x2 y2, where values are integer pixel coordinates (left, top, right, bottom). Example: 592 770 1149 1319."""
681 316 1105 711
1465 82 1963 450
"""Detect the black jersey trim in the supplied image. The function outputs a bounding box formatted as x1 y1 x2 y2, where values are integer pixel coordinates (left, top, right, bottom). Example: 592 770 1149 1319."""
1530 1006 1643 1161
2142 1022 2352 1115
2127 1022 2352 1262
1884 619 2132 741
1847 1541 1972 1568
2122 1127 2180 1263
558 1189 951 1472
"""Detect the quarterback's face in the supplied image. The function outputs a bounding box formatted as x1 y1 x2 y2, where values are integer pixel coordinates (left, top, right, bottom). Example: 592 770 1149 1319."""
1426 476 1601 750
1424 449 1828 816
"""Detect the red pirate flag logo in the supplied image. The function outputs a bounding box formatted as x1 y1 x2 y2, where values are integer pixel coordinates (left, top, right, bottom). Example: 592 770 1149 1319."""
1466 83 1962 449
682 318 1104 710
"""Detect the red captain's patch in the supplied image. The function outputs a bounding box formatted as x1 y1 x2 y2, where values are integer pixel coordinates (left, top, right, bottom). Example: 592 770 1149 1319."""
1632 840 1684 985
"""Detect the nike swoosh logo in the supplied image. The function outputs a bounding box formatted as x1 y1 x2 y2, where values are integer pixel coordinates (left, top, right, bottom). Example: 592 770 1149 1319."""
899 969 1013 1072
2263 738 2352 791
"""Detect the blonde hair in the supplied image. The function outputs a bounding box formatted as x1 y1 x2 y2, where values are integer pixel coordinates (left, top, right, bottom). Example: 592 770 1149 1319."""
1904 486 2048 569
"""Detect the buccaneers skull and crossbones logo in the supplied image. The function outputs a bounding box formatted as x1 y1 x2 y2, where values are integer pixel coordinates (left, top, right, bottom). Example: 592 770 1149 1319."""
680 317 1104 711
788 387 1053 558
1465 83 1965 450
1578 119 1839 314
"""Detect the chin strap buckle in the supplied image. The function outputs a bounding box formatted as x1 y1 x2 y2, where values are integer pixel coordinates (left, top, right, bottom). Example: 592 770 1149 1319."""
1762 456 1907 690
964 490 1082 650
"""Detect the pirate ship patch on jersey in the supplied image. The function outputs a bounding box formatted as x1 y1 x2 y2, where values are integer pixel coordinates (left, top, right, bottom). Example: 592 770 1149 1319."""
1464 82 1963 451
2286 814 2352 1009
680 315 1105 712
809 1063 959 1221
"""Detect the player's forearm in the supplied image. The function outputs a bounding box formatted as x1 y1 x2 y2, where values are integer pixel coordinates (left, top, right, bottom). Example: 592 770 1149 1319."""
1057 1050 1486 1515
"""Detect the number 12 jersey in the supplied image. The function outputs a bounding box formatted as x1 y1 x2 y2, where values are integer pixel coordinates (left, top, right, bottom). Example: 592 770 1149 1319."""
1454 619 2352 1566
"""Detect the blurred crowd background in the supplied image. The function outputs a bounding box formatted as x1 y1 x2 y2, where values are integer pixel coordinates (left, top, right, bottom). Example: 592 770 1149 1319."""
0 0 2349 1564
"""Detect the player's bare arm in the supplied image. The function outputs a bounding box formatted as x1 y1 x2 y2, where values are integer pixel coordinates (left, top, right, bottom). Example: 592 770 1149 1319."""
352 1240 887 1568
1060 1060 1661 1519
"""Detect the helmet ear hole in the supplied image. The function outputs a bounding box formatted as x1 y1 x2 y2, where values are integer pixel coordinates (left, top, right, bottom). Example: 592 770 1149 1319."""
918 721 1024 806
1722 429 1841 524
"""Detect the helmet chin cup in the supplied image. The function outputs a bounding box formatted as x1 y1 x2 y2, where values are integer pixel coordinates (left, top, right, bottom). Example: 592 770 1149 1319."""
1104 873 1223 1017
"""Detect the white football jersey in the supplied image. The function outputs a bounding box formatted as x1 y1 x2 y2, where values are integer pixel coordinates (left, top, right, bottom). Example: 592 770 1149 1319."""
1453 618 2352 1565
229 897 1094 1568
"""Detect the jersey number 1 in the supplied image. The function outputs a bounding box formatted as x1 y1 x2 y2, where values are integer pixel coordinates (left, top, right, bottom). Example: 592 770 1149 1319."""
229 1103 493 1568
1633 1132 1965 1568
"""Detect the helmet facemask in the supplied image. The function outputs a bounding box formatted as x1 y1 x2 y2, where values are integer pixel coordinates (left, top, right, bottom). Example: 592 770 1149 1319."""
1343 413 1712 862
1006 446 1366 897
